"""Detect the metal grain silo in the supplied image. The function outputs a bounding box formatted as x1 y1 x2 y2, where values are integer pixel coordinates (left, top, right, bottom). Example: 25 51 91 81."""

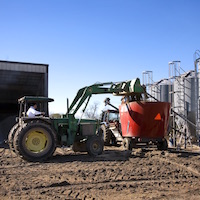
148 81 160 101
174 76 183 115
158 79 172 103
148 79 172 103
184 71 196 136
174 71 195 114
174 71 196 136
184 71 196 113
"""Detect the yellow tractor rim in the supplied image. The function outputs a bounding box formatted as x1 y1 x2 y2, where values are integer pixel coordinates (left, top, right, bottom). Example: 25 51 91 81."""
25 129 48 152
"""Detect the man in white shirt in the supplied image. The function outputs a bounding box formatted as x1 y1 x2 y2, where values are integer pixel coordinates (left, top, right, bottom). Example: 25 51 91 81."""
27 103 45 117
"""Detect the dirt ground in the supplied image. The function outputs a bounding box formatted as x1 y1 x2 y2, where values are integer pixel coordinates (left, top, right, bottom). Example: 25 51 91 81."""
0 145 200 200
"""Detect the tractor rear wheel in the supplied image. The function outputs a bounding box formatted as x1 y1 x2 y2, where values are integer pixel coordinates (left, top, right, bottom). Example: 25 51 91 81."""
87 136 104 156
101 125 112 145
13 121 57 162
8 123 19 153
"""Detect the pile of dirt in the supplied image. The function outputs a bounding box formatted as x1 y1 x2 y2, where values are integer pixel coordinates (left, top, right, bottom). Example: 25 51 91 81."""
0 145 200 199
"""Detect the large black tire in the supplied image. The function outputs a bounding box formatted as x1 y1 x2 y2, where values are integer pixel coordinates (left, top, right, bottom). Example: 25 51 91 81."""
101 125 112 145
8 123 19 153
87 136 104 156
123 137 133 151
13 121 57 162
157 138 168 151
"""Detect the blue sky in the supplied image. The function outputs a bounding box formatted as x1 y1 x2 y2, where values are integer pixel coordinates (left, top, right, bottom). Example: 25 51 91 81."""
0 0 200 114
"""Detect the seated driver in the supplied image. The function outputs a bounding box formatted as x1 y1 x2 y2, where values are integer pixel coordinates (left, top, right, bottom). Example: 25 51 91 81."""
27 103 45 117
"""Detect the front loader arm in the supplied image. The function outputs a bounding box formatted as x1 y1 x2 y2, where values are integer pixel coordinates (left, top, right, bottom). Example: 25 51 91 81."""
67 78 145 115
68 87 87 114
68 83 117 115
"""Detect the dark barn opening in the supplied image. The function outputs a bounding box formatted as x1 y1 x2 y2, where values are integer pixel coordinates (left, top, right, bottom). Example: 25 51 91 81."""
0 60 48 142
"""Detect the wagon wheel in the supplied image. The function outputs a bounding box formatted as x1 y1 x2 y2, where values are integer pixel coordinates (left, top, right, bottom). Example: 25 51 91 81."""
123 137 133 151
157 138 168 150
13 121 57 162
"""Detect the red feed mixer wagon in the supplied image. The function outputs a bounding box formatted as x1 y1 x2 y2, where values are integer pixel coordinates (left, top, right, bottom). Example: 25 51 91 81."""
119 100 171 151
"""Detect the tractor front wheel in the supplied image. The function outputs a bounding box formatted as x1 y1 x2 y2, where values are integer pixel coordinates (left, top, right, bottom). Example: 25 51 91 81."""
13 122 57 162
87 136 104 156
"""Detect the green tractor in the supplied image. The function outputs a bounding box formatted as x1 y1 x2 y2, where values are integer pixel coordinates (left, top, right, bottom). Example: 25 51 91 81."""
8 78 145 162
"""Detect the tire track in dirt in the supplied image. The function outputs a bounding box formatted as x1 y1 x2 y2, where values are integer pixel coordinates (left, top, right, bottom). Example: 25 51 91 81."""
35 177 198 189
1 147 200 200
29 177 200 200
151 154 200 177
